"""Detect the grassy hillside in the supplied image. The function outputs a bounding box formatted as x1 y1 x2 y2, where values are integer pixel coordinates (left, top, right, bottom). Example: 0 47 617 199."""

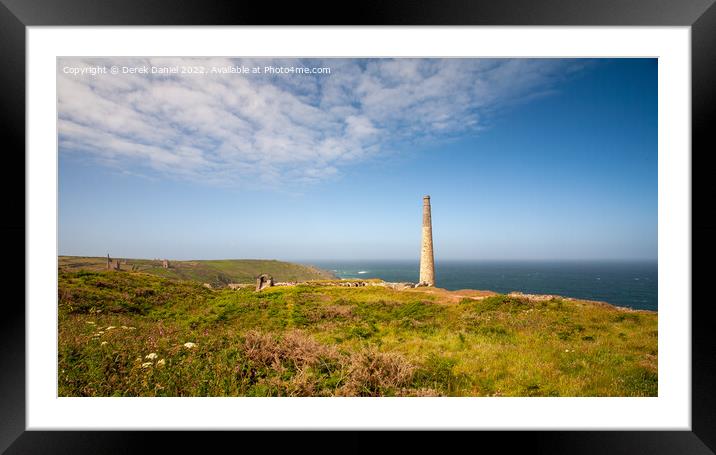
58 270 657 397
59 256 335 287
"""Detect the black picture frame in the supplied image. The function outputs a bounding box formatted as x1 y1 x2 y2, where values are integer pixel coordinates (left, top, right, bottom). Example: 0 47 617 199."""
2 0 714 453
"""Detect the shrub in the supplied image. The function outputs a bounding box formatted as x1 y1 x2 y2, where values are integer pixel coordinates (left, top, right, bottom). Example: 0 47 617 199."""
340 348 415 396
241 330 339 373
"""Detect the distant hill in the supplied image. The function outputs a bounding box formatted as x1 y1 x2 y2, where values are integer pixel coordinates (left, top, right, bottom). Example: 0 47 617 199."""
58 256 336 287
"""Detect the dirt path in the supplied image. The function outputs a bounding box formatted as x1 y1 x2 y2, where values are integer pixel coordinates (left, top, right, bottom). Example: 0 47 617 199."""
405 286 497 303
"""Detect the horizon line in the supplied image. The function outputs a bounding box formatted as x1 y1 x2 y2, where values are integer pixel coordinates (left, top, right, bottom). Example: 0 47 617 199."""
58 254 658 263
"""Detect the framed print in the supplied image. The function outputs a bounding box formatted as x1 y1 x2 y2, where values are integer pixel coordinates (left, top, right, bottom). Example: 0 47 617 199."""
4 0 715 452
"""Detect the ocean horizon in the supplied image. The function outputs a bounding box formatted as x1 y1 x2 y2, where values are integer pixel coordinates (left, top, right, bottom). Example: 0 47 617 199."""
307 259 658 311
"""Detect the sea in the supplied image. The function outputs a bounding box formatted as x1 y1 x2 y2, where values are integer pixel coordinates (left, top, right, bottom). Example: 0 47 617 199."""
308 260 658 311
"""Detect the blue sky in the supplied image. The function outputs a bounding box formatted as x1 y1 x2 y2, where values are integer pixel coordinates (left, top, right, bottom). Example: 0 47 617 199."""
58 58 657 261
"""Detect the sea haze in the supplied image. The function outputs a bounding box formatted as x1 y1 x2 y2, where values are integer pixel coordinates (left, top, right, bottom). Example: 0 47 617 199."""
307 260 658 311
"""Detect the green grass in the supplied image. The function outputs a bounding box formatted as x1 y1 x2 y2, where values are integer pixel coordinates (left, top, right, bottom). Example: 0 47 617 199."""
58 270 658 397
59 256 336 287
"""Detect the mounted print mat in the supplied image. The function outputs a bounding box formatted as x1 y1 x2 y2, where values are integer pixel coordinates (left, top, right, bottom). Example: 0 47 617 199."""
26 27 689 429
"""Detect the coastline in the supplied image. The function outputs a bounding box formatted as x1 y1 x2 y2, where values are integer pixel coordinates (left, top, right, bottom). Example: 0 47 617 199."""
316 259 658 311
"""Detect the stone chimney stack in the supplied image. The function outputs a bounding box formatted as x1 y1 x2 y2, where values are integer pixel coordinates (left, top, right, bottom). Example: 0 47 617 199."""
419 195 435 286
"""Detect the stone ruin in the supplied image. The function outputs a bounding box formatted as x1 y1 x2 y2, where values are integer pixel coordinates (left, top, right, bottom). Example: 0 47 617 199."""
255 274 274 291
338 281 367 287
106 254 121 271
508 291 557 302
269 280 417 290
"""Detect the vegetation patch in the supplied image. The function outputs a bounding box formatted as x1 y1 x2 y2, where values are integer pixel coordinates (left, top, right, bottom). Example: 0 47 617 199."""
413 354 470 395
58 270 658 397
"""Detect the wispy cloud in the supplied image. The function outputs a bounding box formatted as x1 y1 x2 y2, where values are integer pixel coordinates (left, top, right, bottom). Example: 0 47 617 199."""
58 58 583 189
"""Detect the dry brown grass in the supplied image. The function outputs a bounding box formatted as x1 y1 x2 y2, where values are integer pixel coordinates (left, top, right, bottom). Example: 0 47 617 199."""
242 330 281 367
340 348 416 396
241 330 417 396
242 330 340 371
318 305 354 319
406 286 497 303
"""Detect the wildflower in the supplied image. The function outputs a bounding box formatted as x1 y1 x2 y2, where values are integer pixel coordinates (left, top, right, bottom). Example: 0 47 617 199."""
183 342 197 349
141 362 152 368
106 326 116 330
145 353 158 360
101 341 108 346
157 359 166 367
564 349 569 352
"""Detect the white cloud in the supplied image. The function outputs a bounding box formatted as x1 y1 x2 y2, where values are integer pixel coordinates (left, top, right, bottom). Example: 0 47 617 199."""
58 57 583 188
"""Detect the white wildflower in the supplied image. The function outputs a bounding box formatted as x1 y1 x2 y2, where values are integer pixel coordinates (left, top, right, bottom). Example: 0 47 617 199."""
183 342 197 349
106 326 116 330
157 359 166 367
145 353 158 360
101 341 108 346
564 349 569 352
141 362 153 368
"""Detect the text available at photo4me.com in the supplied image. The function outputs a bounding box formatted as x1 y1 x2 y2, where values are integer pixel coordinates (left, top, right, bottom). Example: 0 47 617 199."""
61 64 333 76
